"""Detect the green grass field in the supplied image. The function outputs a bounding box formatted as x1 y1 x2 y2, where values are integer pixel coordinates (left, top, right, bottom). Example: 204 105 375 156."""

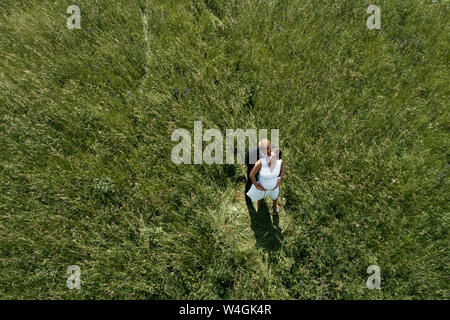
0 0 448 299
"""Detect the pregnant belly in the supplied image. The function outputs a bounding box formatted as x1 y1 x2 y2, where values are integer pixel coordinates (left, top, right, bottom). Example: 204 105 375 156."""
260 179 277 190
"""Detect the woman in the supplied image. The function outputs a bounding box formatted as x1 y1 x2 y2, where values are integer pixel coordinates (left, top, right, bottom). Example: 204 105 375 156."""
246 148 284 214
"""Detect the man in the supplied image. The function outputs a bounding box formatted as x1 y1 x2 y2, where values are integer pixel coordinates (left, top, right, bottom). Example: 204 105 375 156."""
245 139 281 195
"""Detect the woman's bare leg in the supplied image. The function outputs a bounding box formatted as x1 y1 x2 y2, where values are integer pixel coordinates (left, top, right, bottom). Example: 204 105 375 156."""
255 199 261 211
273 197 279 211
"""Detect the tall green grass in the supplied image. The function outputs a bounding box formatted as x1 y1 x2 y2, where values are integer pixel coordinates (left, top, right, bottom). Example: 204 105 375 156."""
0 0 448 299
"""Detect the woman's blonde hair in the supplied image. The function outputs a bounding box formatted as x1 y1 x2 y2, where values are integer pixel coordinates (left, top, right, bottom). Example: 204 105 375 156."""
271 147 280 160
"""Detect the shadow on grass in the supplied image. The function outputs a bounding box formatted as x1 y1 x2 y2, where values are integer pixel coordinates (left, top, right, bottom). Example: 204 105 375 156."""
245 196 283 252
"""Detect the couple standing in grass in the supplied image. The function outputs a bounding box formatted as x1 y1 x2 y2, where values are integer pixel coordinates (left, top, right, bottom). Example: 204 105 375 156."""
245 139 284 215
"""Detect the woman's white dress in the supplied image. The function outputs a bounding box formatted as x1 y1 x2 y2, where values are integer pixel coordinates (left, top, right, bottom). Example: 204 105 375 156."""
246 157 281 202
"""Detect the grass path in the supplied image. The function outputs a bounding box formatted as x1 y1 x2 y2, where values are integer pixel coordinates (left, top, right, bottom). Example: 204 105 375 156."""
207 180 297 298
